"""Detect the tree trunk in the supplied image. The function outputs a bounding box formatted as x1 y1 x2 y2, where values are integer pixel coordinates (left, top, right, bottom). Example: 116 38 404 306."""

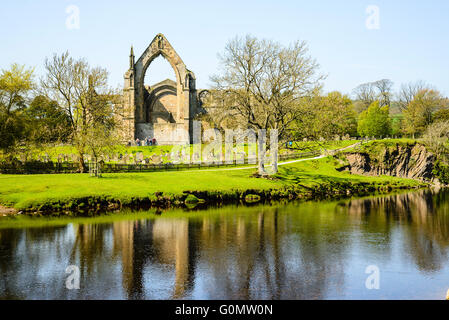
78 152 85 173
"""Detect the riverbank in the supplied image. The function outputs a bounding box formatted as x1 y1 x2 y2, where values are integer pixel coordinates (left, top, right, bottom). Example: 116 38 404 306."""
0 156 426 216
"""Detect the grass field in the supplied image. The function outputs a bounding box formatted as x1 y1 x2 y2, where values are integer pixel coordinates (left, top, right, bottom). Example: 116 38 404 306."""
8 140 359 163
0 156 423 211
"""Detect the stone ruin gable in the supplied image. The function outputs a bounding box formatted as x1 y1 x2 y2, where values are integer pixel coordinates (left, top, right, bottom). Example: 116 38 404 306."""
121 33 199 145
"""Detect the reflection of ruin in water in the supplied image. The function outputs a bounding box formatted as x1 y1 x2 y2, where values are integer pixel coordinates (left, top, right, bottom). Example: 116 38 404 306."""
2 189 449 299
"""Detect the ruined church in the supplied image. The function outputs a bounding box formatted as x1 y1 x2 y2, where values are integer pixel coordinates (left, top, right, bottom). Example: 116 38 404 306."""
120 34 203 145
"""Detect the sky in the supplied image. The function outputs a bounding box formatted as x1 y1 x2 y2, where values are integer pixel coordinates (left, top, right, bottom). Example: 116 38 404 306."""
1 0 448 96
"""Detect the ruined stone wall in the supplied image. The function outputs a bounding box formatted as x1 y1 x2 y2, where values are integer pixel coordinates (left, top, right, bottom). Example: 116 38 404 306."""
120 34 199 145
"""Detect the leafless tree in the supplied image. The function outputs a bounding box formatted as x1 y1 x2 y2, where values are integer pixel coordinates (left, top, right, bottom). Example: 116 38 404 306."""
208 35 324 174
353 79 394 111
422 120 449 158
40 51 119 172
352 82 377 111
373 79 394 107
397 80 428 111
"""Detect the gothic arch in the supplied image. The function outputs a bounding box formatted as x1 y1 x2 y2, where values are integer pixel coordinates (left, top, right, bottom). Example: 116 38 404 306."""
134 34 189 123
122 33 199 144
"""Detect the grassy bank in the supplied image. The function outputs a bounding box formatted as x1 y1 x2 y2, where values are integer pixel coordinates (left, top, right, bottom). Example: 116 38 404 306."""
0 156 425 215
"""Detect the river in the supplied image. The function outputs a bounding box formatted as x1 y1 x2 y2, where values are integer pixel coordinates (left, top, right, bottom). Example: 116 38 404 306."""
1 189 449 299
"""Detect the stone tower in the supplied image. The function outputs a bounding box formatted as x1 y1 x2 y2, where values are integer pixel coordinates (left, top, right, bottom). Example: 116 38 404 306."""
122 34 198 144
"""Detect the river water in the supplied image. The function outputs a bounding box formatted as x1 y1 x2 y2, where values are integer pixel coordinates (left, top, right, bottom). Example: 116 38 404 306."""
1 189 449 300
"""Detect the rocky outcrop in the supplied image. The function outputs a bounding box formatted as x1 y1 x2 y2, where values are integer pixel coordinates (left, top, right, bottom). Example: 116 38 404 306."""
340 143 435 182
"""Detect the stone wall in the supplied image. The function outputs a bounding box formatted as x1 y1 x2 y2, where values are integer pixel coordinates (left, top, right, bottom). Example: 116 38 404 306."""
136 123 189 145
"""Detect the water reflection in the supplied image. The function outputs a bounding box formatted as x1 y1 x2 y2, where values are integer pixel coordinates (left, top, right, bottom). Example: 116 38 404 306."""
2 189 449 299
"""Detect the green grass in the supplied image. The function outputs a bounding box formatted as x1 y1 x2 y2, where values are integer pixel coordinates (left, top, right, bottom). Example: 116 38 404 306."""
0 156 423 211
7 140 359 163
284 140 357 152
342 138 418 153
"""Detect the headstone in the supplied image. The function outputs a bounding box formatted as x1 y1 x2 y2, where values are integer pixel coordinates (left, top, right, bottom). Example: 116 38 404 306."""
193 152 200 163
151 155 162 164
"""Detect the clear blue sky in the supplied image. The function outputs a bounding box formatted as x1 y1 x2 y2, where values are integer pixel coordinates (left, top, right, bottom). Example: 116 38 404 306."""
1 0 448 96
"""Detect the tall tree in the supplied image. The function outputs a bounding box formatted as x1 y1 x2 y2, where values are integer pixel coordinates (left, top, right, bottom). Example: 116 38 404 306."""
40 51 119 172
373 79 394 107
397 80 427 111
0 64 34 153
292 91 357 142
353 79 393 112
26 95 72 144
353 82 377 112
422 120 449 158
208 35 324 174
403 89 447 137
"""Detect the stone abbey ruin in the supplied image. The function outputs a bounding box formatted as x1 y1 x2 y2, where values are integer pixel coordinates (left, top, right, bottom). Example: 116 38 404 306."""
120 33 204 145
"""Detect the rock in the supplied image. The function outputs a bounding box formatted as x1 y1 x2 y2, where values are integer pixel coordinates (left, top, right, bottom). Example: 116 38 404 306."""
341 143 435 182
245 194 261 203
0 205 18 216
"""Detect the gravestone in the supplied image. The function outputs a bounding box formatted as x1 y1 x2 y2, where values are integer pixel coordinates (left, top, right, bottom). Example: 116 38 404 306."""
151 154 162 164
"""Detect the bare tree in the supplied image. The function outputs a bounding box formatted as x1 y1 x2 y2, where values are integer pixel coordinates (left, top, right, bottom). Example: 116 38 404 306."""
208 35 324 174
353 79 393 112
352 82 377 112
422 120 449 158
40 51 118 172
397 80 428 111
373 79 394 107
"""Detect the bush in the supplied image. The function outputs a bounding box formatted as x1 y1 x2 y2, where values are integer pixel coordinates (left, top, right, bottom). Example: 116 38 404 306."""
433 160 449 184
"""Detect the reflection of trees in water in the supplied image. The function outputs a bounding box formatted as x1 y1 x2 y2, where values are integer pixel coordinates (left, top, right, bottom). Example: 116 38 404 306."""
189 205 351 299
346 189 449 272
0 225 74 299
3 189 449 299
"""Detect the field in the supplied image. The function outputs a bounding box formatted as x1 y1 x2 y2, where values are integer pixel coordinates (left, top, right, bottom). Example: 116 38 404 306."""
7 140 359 163
0 156 423 211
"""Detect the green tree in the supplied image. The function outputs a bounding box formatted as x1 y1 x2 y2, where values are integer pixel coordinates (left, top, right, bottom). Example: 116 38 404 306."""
292 91 357 142
357 101 391 137
208 35 324 174
41 52 119 172
26 95 72 144
403 89 447 137
390 114 404 137
0 64 34 153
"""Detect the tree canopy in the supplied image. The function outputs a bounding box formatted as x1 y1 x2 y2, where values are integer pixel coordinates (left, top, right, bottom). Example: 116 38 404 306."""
357 101 391 137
